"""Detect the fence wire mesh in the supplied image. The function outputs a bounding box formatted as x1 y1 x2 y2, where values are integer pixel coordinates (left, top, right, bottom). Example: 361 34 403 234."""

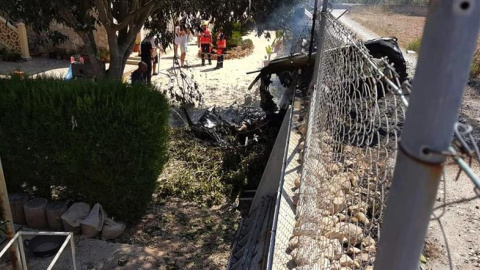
289 13 409 269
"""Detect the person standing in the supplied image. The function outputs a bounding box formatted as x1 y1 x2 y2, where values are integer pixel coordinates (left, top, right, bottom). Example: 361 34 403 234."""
140 35 154 83
179 25 190 67
198 21 212 66
174 24 181 59
215 28 226 70
150 34 161 75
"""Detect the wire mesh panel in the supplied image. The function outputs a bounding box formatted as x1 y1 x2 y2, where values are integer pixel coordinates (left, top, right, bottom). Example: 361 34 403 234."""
289 13 409 269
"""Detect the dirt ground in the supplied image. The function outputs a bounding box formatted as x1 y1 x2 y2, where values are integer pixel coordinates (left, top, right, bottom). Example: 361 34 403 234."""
0 30 272 269
346 6 480 79
151 31 272 108
119 198 240 269
347 6 426 49
344 6 480 269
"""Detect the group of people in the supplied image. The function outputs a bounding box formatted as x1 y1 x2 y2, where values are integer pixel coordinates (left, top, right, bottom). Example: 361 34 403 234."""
131 21 227 85
198 21 227 70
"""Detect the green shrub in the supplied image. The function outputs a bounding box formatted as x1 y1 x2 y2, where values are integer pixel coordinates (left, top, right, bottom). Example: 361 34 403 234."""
0 78 169 223
228 31 243 48
2 51 21 62
240 39 254 50
406 37 422 52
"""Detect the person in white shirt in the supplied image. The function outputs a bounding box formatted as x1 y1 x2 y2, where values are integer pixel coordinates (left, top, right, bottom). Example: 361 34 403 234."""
179 25 190 67
174 25 182 59
150 35 161 75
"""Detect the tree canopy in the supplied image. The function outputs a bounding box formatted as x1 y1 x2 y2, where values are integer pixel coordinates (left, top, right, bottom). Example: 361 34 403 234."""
1 0 305 79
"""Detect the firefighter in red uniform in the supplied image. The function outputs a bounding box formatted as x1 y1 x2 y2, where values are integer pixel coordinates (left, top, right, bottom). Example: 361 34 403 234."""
198 21 212 66
215 28 226 70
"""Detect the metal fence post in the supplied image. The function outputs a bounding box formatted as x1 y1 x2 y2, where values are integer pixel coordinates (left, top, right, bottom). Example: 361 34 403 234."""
0 158 22 270
375 1 480 269
310 0 329 90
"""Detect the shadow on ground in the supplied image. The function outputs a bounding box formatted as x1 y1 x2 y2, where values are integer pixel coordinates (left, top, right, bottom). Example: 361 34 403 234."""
120 197 240 269
0 57 70 76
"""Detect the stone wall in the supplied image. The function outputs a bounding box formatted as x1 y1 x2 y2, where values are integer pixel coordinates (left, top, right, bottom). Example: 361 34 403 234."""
0 16 21 53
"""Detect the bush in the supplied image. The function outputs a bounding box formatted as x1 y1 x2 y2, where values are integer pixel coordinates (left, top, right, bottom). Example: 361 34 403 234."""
406 37 421 52
2 51 21 62
240 39 254 50
228 31 243 48
0 78 169 223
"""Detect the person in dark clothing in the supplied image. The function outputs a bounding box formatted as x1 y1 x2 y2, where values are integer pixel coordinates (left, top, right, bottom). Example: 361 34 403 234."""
131 62 147 84
140 36 154 83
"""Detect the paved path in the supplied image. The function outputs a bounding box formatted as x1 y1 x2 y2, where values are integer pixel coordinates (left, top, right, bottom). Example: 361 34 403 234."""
151 31 272 108
0 56 137 78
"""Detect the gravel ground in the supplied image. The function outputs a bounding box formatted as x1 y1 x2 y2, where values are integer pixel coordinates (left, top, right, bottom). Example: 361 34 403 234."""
339 7 480 270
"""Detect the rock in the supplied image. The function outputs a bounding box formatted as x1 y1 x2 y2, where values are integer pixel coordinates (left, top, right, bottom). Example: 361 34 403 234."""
102 217 126 240
175 257 187 268
340 268 352 270
298 123 307 135
330 196 347 214
350 176 359 187
348 202 368 215
364 245 376 253
299 142 305 150
289 236 299 250
365 266 374 270
337 213 346 222
325 239 343 260
80 203 105 238
356 212 370 226
321 216 339 227
61 202 90 233
339 254 356 268
292 246 324 267
292 192 300 206
347 247 361 255
362 236 376 247
358 252 371 262
331 222 364 245
293 222 318 238
330 261 342 270
294 175 301 188
341 179 352 194
330 163 341 174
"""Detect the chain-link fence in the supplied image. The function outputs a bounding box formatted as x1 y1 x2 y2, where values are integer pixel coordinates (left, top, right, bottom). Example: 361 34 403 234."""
289 12 409 269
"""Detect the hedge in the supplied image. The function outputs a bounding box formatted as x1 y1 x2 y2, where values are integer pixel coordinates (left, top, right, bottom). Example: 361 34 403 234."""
0 77 169 223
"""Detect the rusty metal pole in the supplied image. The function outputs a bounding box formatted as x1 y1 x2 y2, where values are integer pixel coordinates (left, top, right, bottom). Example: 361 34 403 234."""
375 1 480 269
0 158 22 270
310 0 329 91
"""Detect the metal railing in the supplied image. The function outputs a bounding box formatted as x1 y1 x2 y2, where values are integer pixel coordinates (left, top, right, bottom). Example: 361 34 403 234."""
0 231 77 270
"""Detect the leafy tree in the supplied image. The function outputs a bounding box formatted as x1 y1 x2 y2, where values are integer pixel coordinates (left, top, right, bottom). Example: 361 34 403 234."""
1 0 306 79
1 0 170 79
